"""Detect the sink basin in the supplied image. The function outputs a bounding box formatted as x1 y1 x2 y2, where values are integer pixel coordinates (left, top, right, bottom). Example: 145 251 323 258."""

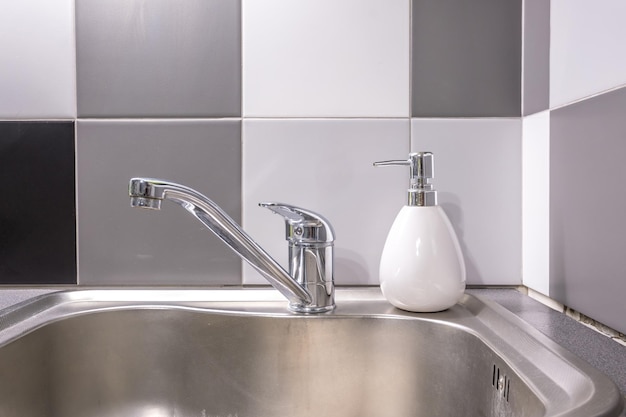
0 289 622 417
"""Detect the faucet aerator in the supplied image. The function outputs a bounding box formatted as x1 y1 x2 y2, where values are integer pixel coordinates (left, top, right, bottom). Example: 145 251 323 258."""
130 196 162 210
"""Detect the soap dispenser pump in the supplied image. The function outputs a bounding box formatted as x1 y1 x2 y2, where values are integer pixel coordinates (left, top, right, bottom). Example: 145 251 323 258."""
374 152 466 312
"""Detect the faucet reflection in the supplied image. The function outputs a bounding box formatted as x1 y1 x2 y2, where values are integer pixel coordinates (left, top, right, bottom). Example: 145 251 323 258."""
128 178 335 313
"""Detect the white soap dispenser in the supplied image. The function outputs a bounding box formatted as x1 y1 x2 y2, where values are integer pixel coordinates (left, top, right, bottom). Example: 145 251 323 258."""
374 152 466 312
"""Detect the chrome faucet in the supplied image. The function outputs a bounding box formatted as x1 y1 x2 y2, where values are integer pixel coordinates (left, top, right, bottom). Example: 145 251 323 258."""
128 178 335 313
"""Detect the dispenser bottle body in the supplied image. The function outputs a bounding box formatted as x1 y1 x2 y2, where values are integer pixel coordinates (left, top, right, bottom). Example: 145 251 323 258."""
379 205 466 312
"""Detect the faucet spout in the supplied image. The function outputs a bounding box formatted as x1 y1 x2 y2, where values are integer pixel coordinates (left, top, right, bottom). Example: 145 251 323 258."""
129 178 335 313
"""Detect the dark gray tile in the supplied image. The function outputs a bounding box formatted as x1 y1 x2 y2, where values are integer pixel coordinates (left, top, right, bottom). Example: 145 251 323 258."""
550 86 626 335
411 0 522 117
77 120 242 285
0 122 76 284
522 0 550 115
76 0 241 118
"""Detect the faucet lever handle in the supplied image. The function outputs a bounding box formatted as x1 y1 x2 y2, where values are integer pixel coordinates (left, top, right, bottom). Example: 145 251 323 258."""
259 202 335 244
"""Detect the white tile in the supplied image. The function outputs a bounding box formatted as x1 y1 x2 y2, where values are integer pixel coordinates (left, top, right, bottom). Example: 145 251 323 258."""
243 0 410 117
411 118 522 285
550 0 626 107
242 119 409 285
522 111 550 295
0 0 76 118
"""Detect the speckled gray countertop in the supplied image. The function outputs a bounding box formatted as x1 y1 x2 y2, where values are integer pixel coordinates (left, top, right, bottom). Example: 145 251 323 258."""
1 287 625 402
0 288 57 311
468 288 626 401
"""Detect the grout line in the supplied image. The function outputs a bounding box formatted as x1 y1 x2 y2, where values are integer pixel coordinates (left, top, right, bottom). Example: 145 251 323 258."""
524 286 626 346
242 116 412 121
550 83 626 112
612 337 626 348
527 287 564 312
520 0 525 115
75 117 418 122
409 116 523 121
408 0 413 142
0 118 76 122
70 116 525 122
75 117 244 122
72 0 78 120
240 0 244 119
74 121 79 286
564 307 626 345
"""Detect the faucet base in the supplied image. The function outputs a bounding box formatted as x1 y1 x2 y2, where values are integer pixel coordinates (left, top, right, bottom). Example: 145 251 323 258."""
289 303 335 314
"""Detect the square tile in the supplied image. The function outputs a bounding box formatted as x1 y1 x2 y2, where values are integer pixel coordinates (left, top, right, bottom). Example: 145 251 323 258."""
243 0 410 117
0 122 76 284
242 119 409 285
77 120 242 285
522 0 550 115
0 0 76 118
550 86 626 334
411 0 522 117
522 111 550 295
76 0 241 117
411 118 522 285
551 0 626 107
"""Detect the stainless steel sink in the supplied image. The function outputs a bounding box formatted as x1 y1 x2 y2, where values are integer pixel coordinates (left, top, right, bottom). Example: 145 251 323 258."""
0 288 622 417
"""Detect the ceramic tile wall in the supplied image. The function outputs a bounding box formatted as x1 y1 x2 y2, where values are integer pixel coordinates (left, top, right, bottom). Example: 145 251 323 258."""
521 112 549 295
76 0 241 118
0 0 524 287
0 122 76 284
243 0 410 117
522 0 550 115
0 0 76 118
549 0 626 108
242 119 408 285
549 88 626 334
522 1 626 333
411 0 521 117
77 120 242 285
411 119 522 286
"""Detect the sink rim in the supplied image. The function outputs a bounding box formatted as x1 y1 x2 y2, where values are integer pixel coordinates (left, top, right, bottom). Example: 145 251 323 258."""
0 287 622 417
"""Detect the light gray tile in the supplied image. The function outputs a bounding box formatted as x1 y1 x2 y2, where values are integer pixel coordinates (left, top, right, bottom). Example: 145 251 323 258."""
76 0 241 118
243 0 410 117
411 118 522 285
0 0 76 118
522 0 550 115
77 120 241 285
411 0 522 117
550 86 626 335
550 0 626 107
242 119 409 285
